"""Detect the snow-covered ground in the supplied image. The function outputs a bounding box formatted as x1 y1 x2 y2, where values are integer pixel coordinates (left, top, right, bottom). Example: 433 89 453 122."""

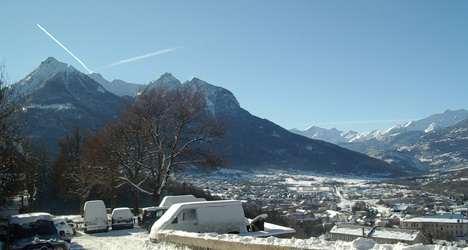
68 226 466 250
70 227 191 250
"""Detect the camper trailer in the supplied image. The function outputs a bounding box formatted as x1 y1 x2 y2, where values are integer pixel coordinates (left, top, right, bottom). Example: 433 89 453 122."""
140 195 206 231
83 200 108 233
149 200 296 242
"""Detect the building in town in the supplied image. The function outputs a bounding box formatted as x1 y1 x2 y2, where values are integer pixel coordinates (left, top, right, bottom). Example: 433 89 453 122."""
329 224 425 245
402 216 468 240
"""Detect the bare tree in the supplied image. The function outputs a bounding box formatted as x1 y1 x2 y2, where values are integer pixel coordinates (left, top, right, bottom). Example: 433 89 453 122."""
106 117 150 214
51 126 101 214
20 140 48 212
120 85 227 205
0 63 25 200
81 126 127 211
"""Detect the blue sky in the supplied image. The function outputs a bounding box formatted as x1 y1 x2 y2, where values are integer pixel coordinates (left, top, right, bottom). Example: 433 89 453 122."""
1 1 468 132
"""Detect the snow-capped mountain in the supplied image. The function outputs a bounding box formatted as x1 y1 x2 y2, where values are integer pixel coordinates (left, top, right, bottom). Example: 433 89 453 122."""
292 109 468 172
11 57 405 177
382 109 468 135
291 109 468 144
13 57 124 155
88 73 144 97
408 117 468 171
146 72 181 90
290 126 351 143
14 57 80 96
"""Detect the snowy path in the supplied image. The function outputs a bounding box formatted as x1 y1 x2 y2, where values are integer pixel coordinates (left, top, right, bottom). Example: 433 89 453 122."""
70 227 190 250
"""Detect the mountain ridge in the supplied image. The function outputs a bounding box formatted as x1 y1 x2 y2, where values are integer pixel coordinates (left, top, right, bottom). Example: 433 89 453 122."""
11 57 406 177
291 109 468 172
291 109 468 143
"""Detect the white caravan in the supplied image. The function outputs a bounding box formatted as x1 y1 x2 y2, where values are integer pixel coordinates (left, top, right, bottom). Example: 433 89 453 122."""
149 200 295 242
83 200 108 233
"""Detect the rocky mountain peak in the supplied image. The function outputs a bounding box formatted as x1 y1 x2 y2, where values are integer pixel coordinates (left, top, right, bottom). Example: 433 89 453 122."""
147 72 181 90
184 77 240 116
14 57 78 96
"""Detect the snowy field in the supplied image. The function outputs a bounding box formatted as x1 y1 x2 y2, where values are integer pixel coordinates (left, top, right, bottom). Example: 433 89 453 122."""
68 226 466 250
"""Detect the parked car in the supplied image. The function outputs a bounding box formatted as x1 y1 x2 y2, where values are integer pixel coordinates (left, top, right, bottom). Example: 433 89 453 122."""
53 218 74 242
111 207 134 230
83 200 108 233
4 212 70 250
65 218 77 235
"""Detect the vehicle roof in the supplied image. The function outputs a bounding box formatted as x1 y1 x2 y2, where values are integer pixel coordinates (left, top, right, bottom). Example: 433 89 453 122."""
142 206 169 211
159 195 206 207
84 200 105 205
9 212 54 225
168 200 241 211
112 207 131 212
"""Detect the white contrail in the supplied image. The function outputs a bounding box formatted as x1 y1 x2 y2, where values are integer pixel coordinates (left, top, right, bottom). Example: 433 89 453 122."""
97 46 182 70
37 24 93 74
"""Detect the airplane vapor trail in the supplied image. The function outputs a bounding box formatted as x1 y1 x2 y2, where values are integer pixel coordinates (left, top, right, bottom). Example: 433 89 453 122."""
98 46 182 70
36 24 93 74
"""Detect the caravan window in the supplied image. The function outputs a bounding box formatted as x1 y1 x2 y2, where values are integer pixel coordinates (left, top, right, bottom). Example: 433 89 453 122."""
181 209 197 221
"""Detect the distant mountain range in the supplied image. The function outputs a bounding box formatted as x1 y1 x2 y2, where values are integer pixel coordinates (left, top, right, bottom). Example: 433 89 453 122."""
11 57 405 177
291 109 468 172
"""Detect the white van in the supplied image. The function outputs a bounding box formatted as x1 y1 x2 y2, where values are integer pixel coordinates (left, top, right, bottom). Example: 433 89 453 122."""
111 207 134 230
83 200 108 233
149 200 248 241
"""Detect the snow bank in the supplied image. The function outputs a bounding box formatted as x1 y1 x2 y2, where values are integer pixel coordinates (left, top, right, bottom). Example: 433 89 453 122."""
159 230 466 250
70 227 192 250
